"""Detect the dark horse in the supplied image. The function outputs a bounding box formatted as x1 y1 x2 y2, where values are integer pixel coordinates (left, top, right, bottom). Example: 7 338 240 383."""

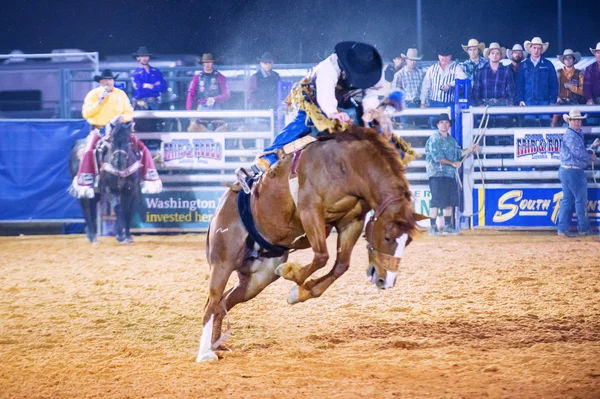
197 125 423 361
70 120 141 244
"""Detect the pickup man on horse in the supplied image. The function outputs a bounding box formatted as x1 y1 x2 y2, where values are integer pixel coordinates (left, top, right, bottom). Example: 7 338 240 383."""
70 69 162 198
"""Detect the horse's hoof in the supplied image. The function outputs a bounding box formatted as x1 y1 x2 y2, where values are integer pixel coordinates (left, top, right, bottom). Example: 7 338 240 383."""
87 234 98 245
276 262 302 282
287 285 299 305
196 351 219 362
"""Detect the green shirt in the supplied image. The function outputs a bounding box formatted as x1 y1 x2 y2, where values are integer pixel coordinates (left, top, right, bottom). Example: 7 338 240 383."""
425 131 462 178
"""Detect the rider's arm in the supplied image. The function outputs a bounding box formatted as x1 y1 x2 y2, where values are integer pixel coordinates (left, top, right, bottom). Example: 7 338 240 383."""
186 74 199 110
82 88 102 119
314 54 341 118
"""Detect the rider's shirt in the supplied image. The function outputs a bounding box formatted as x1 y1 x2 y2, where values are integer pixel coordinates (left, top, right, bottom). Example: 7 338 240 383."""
82 87 134 126
130 65 168 99
308 53 383 118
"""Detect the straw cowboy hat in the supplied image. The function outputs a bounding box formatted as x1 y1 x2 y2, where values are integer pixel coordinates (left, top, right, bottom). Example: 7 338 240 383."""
462 39 485 53
590 42 600 54
483 43 506 59
132 46 152 59
557 49 581 64
335 41 383 89
198 53 215 64
507 44 527 58
523 37 549 53
401 48 423 61
563 108 587 124
93 69 119 82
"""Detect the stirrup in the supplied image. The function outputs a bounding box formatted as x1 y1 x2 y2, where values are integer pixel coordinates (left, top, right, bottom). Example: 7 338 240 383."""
235 167 259 194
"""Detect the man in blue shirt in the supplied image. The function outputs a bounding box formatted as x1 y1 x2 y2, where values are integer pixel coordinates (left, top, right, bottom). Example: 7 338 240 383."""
130 46 168 110
557 109 599 237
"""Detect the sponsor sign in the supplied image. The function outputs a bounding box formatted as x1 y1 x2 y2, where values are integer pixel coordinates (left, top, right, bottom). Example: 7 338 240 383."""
513 128 563 164
131 188 227 232
473 187 600 227
160 133 225 168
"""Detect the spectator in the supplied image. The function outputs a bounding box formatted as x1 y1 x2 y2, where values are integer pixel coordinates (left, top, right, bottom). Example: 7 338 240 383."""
247 52 281 110
516 37 558 127
461 38 486 82
130 46 167 111
392 48 425 126
420 45 467 127
584 42 600 105
425 113 478 236
552 49 585 127
186 53 231 111
473 42 515 107
235 41 386 193
557 109 599 237
382 53 404 95
70 69 162 198
507 44 526 78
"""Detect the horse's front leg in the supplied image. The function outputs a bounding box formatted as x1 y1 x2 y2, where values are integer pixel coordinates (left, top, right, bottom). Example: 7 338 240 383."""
287 217 364 304
276 202 329 286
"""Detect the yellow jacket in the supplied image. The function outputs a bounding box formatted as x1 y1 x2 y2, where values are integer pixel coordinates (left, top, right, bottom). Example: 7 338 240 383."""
82 86 134 126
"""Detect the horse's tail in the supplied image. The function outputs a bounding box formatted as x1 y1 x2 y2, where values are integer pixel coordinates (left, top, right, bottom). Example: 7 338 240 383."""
205 224 211 270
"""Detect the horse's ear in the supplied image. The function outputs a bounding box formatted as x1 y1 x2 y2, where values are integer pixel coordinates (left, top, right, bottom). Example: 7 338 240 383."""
122 121 132 130
412 212 429 222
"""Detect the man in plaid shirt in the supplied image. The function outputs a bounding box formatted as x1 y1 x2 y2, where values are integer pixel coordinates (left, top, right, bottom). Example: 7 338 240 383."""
472 42 516 107
392 48 425 106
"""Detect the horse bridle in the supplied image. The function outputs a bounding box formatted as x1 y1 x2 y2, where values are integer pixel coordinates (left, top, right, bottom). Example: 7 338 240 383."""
99 138 142 178
364 195 406 272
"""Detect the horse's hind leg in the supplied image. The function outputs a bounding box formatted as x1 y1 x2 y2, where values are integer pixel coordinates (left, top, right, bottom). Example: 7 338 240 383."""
81 197 99 244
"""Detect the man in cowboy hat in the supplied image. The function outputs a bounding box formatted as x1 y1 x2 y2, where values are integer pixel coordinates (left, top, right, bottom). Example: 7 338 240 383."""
247 52 281 110
552 49 585 126
70 69 162 198
516 37 558 126
507 44 526 78
420 45 467 128
186 53 231 111
584 42 600 105
383 52 405 86
425 113 479 236
391 48 425 126
472 43 515 109
557 109 599 237
461 39 486 82
130 46 167 111
235 41 388 193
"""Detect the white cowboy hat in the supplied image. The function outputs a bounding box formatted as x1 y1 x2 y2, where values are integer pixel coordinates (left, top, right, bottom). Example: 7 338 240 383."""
401 48 423 61
483 43 506 59
461 39 485 53
563 108 587 123
557 49 581 64
523 37 549 54
507 44 527 59
590 42 600 54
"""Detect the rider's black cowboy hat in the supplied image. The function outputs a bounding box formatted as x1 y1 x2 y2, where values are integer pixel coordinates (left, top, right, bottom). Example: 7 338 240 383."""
132 46 153 59
433 113 454 126
335 41 383 89
93 69 119 82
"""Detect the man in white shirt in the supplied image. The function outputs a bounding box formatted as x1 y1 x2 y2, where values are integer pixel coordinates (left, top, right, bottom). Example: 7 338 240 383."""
235 41 385 193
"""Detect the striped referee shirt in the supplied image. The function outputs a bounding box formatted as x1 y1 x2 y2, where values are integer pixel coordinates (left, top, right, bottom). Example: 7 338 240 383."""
420 62 467 105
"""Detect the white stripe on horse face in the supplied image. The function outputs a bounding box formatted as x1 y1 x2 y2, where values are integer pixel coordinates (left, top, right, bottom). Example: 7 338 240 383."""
385 271 398 289
393 233 409 258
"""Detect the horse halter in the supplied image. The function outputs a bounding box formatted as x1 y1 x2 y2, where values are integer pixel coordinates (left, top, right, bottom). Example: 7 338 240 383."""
364 195 405 272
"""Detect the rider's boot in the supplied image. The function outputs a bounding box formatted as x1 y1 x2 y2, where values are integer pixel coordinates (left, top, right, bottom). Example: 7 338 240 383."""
235 158 270 194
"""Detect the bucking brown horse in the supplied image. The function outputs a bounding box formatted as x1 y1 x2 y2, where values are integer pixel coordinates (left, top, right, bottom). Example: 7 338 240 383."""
197 125 421 361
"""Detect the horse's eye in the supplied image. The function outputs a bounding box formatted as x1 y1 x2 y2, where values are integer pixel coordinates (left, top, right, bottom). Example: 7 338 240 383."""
384 237 391 243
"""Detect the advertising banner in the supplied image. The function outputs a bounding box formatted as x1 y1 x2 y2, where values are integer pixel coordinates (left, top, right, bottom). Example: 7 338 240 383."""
131 188 227 232
513 128 563 164
0 120 88 221
160 133 225 168
473 186 600 228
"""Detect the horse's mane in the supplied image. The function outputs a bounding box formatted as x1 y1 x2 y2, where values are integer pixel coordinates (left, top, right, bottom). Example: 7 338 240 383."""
319 126 407 175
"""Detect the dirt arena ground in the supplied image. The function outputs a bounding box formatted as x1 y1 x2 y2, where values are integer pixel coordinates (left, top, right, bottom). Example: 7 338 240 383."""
1 231 599 399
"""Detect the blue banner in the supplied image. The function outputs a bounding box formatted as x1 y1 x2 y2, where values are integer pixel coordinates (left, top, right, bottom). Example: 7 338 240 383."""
131 188 227 231
473 187 600 228
0 120 89 221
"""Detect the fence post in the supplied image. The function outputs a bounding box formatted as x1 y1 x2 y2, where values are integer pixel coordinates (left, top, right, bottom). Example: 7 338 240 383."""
60 68 71 119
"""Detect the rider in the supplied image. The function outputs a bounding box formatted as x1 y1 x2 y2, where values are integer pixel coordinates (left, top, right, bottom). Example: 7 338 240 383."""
235 41 390 193
69 69 162 198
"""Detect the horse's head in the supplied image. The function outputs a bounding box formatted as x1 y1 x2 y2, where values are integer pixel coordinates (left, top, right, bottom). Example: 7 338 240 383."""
107 120 133 172
364 195 423 290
